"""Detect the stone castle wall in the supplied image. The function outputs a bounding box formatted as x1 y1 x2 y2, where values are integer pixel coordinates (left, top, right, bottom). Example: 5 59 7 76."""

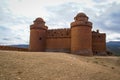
92 31 106 55
45 29 106 54
46 29 71 52
70 13 93 55
71 26 92 55
47 28 71 38
29 18 47 51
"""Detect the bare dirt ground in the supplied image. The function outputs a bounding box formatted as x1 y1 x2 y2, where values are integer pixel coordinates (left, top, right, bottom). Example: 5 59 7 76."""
0 50 120 80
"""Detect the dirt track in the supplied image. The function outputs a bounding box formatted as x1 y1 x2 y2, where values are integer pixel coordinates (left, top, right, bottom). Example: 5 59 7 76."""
0 50 120 80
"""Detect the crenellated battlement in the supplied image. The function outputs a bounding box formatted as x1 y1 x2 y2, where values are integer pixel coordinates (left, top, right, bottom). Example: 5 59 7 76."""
30 18 48 30
71 13 92 28
92 30 106 41
47 28 71 38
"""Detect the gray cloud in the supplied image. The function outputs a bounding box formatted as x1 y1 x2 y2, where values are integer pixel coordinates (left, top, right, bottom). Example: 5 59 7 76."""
0 0 33 25
0 1 31 45
94 2 120 33
45 2 84 28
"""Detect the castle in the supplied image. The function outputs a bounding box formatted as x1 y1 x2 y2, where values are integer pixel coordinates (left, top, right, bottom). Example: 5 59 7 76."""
29 12 106 56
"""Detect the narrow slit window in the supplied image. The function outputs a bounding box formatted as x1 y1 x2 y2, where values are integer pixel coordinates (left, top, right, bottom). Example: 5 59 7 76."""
39 37 42 40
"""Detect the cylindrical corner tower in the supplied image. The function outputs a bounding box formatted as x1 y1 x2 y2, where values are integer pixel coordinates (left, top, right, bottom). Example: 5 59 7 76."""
71 13 93 56
29 18 48 51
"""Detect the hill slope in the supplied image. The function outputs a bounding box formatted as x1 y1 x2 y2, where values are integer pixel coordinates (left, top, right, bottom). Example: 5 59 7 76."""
0 50 120 80
107 41 120 56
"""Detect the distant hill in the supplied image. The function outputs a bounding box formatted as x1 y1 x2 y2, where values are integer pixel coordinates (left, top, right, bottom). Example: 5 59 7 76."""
10 44 29 48
0 45 28 51
107 41 120 56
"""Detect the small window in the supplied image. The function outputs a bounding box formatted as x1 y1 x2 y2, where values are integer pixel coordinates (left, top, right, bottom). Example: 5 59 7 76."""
98 36 101 38
39 37 42 40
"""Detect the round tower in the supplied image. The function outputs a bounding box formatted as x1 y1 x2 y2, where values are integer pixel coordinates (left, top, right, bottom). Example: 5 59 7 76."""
29 18 48 51
71 13 93 56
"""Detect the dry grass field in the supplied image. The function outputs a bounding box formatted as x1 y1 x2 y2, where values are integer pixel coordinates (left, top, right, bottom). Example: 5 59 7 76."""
0 50 120 80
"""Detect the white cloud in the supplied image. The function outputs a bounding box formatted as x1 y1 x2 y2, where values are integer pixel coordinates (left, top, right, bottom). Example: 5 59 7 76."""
107 33 120 41
7 0 48 17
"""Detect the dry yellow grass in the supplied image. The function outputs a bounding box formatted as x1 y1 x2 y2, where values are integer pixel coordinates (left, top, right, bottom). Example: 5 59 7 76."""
0 50 120 80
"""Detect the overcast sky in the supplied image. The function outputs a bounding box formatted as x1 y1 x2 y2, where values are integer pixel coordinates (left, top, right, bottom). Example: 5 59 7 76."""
0 0 120 45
